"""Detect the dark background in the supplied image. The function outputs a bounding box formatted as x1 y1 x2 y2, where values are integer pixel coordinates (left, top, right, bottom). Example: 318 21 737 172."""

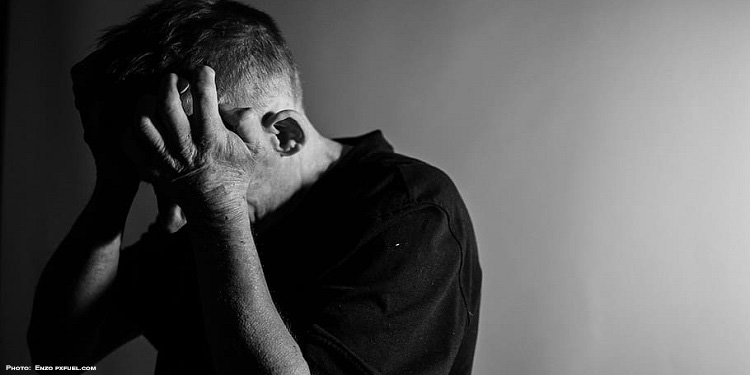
4 1 750 374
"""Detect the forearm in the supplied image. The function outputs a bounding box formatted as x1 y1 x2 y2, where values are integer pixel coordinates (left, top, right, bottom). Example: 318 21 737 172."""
189 195 309 375
28 181 137 362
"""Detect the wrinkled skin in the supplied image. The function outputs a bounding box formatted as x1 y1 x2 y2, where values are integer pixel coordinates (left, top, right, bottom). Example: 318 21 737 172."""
128 67 266 219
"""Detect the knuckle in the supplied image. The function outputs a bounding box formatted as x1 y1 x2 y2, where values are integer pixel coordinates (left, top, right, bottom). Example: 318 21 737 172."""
177 132 192 146
194 68 216 95
178 139 196 161
187 147 203 165
162 102 182 119
196 84 215 99
195 112 215 127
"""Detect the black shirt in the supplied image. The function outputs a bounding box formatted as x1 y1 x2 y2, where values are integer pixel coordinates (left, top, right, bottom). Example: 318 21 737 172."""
118 131 482 374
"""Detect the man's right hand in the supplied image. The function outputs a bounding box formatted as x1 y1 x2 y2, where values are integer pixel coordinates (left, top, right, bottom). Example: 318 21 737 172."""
71 52 139 190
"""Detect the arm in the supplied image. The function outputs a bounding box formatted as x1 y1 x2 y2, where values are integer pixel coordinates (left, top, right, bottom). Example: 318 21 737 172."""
28 56 143 365
299 205 479 375
28 181 141 365
190 193 308 374
131 67 308 374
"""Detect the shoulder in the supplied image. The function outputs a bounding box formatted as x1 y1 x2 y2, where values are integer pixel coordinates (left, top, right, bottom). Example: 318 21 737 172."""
301 149 481 374
310 131 478 267
330 131 463 217
341 149 465 220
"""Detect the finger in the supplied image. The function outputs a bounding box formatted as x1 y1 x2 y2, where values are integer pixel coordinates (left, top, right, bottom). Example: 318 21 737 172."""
158 73 193 158
134 96 176 179
136 96 164 150
190 66 222 139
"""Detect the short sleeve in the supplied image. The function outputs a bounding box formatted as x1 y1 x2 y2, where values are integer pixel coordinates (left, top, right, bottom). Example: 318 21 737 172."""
299 204 473 375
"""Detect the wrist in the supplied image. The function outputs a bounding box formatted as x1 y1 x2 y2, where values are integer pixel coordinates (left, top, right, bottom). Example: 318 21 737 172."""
92 153 140 190
181 185 248 226
92 178 139 205
82 177 139 235
170 164 248 211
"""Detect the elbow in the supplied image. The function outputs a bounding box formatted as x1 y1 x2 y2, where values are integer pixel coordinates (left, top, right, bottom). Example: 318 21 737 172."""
27 322 58 367
27 322 50 366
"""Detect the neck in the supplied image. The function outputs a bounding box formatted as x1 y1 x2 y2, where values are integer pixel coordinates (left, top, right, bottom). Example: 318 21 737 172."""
251 131 344 231
301 135 344 187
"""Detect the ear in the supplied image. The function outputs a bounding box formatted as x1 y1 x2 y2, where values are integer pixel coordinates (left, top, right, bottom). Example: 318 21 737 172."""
263 109 306 156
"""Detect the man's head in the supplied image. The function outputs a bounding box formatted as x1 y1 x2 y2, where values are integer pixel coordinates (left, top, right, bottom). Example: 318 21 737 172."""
92 0 301 111
73 0 344 223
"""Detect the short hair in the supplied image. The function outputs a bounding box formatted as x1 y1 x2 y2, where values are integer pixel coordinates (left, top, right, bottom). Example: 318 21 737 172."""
92 0 301 109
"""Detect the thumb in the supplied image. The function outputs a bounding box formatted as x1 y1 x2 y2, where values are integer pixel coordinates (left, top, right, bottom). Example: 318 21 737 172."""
153 184 186 233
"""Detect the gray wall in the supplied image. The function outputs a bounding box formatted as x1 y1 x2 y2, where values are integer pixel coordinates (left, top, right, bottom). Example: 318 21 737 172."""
3 1 750 374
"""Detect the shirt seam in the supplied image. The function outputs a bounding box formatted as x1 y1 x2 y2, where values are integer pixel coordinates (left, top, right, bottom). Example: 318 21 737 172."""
428 203 473 333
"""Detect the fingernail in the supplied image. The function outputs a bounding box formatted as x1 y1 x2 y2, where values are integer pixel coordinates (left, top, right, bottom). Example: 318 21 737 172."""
177 77 190 94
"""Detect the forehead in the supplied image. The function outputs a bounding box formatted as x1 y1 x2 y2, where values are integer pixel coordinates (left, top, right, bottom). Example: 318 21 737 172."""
219 75 295 111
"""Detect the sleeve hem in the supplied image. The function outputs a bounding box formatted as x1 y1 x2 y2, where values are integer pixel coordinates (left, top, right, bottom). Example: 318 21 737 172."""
302 324 380 375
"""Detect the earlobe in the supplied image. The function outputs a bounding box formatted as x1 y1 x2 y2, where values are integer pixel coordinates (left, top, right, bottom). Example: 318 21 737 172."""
265 110 306 156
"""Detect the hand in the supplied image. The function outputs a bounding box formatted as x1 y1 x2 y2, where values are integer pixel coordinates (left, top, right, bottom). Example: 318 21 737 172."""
71 52 139 190
131 66 261 217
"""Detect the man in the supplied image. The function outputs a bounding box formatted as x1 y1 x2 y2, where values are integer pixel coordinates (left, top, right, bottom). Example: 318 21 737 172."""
28 0 481 374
